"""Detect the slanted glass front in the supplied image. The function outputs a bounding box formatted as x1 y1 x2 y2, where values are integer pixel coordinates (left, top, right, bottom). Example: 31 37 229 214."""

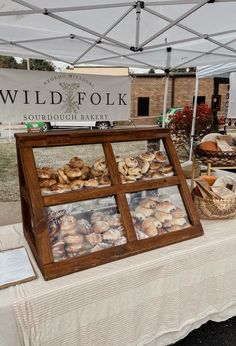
111 139 174 184
126 186 190 240
45 196 127 262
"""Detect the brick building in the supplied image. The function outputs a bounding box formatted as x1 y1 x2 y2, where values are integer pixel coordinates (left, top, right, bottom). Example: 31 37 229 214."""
131 73 229 126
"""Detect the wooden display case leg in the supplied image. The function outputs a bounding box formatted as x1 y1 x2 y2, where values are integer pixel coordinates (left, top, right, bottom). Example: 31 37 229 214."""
207 162 211 176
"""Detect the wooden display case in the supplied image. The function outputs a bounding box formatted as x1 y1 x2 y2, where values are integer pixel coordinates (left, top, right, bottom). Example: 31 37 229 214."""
15 128 203 280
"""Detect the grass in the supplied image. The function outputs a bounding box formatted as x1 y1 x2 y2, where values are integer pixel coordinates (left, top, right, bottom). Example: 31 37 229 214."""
0 141 20 201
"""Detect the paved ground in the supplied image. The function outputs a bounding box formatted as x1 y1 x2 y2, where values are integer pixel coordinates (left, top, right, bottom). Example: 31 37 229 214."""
0 201 22 226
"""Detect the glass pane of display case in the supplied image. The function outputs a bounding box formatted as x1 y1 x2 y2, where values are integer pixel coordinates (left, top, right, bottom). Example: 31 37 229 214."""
126 187 190 240
111 139 174 184
33 144 111 195
45 196 127 262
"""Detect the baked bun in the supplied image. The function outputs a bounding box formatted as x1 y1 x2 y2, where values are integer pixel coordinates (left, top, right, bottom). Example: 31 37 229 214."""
60 215 78 236
64 233 85 245
94 158 107 172
139 198 157 209
171 207 186 218
156 201 176 213
154 210 173 223
69 156 84 168
125 156 138 168
135 205 154 217
70 179 84 190
57 168 70 185
77 219 92 235
66 167 82 180
84 179 99 187
139 151 155 162
39 178 57 188
199 141 218 151
91 211 105 223
93 220 110 233
37 167 53 179
85 233 102 246
154 151 166 163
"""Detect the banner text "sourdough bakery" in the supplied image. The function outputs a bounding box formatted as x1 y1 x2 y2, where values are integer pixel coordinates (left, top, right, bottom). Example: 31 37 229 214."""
0 90 128 106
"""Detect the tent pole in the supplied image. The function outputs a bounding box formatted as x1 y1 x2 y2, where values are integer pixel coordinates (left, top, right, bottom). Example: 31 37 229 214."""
162 47 171 128
162 75 169 128
189 76 199 161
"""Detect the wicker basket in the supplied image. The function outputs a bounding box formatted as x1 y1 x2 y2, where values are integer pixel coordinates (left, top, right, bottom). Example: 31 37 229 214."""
192 193 236 219
194 145 236 167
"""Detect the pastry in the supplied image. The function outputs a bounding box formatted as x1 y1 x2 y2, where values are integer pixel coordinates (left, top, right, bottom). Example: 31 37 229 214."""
94 158 106 172
85 233 102 246
154 151 166 163
102 228 123 242
37 167 53 179
70 179 84 190
107 213 122 227
77 219 92 235
149 162 161 170
50 183 70 192
125 156 138 168
57 168 70 184
159 164 173 174
51 240 66 261
91 211 105 223
90 167 103 177
84 179 99 187
139 151 155 162
128 167 141 176
80 165 90 180
141 217 159 237
150 171 163 179
69 156 84 168
155 201 176 213
139 198 157 209
171 207 186 218
135 205 154 217
118 161 128 175
66 167 82 180
93 220 110 233
154 210 173 223
39 178 57 188
130 211 146 222
60 215 78 236
64 233 85 245
172 217 187 226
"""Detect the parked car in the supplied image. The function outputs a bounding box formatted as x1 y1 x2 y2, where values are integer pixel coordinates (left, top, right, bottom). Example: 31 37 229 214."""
25 120 114 132
157 107 183 127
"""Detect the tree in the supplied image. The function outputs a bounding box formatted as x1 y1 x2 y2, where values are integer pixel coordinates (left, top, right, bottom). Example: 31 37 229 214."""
0 55 18 69
18 58 55 71
169 104 212 155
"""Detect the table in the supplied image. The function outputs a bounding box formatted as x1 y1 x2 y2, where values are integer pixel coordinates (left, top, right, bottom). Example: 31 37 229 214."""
0 220 236 346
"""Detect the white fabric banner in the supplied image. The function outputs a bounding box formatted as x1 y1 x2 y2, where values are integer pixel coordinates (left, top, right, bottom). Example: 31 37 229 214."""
228 72 236 118
0 69 131 123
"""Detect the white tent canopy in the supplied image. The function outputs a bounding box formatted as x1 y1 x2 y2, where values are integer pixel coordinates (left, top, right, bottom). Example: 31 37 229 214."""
1 1 236 70
197 63 236 78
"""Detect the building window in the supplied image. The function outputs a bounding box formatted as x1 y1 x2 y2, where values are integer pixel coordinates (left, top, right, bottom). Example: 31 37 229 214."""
138 97 149 116
193 96 206 105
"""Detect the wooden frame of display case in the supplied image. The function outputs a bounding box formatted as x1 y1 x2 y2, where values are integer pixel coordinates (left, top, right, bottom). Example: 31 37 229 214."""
15 127 203 280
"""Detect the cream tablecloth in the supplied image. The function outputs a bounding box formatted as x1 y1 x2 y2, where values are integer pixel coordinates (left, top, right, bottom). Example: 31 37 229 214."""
0 219 236 346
